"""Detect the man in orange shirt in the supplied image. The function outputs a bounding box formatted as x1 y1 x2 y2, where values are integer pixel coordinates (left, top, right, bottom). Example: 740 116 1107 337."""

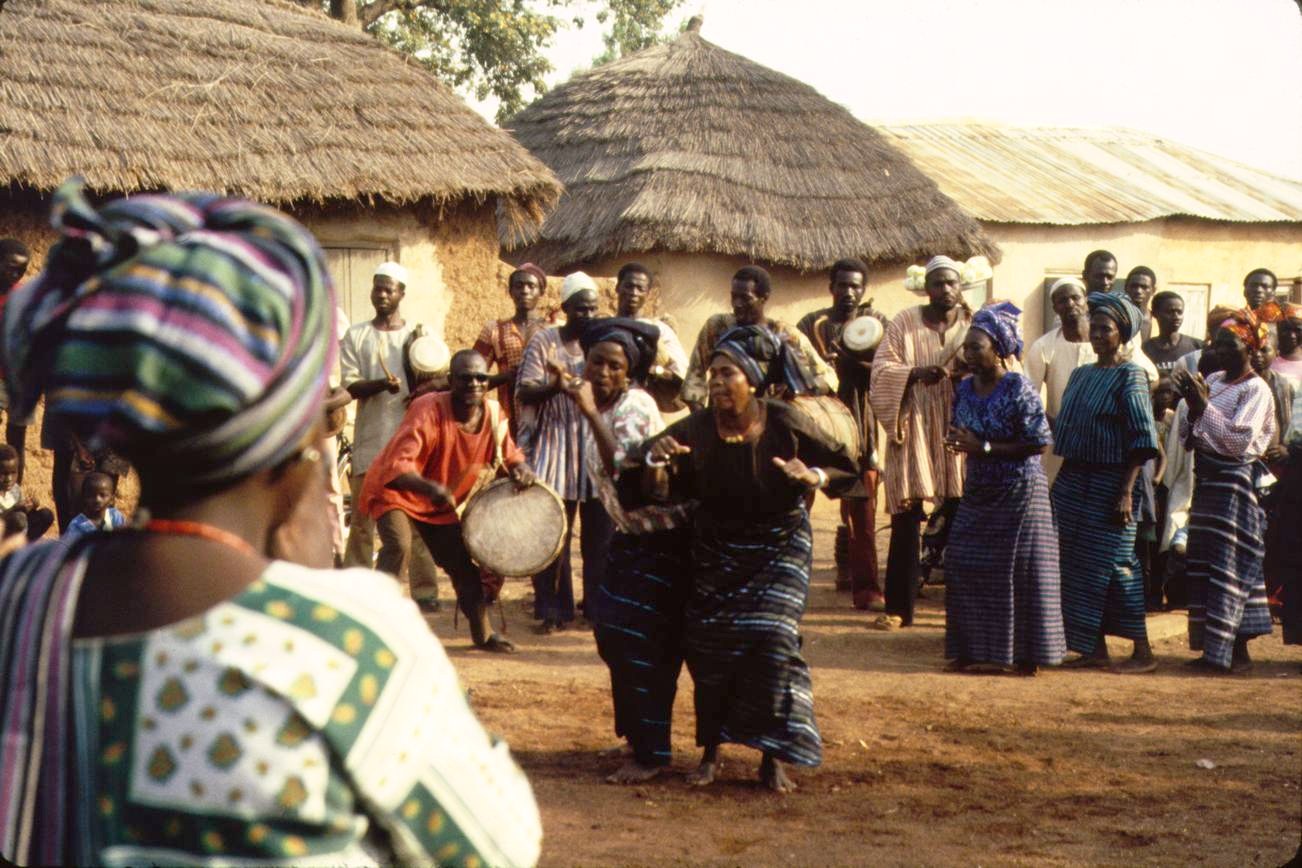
360 349 536 652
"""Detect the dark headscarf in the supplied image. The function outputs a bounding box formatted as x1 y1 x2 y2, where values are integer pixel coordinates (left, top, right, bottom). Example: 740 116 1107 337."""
970 301 1023 359
711 324 782 388
580 317 660 384
709 322 830 400
1088 291 1143 343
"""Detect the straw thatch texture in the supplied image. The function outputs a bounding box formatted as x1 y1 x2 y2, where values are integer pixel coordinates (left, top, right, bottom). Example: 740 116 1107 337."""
505 26 997 271
0 0 560 231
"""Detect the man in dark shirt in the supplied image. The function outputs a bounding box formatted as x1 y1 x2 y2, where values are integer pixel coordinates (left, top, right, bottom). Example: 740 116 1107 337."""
797 258 888 610
1142 290 1202 372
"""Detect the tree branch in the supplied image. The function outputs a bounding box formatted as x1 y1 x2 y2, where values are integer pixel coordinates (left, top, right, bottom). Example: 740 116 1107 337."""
359 0 415 29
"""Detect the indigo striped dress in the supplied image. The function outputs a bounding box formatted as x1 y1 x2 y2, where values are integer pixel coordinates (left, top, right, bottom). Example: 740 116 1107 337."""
586 389 695 769
944 374 1066 667
656 401 859 766
1182 372 1277 668
1051 363 1160 653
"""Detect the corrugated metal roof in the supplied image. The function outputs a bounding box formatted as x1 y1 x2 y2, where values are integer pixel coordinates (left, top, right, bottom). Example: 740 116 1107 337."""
881 124 1302 225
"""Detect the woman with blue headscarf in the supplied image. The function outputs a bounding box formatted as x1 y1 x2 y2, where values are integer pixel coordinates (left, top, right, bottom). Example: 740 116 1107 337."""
0 182 540 866
1051 292 1161 674
639 324 858 793
554 317 693 784
942 303 1066 674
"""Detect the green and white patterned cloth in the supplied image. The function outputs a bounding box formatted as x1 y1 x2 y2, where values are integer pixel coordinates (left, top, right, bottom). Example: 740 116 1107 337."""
66 561 541 866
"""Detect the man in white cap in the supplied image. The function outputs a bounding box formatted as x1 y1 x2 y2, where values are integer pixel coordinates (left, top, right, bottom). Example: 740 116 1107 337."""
870 255 971 630
515 271 608 632
339 260 441 609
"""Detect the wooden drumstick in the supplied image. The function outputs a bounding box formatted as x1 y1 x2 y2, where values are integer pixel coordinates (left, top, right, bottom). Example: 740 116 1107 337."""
377 348 394 381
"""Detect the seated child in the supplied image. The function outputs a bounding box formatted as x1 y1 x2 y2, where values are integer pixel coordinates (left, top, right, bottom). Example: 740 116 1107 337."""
63 471 127 540
0 444 54 541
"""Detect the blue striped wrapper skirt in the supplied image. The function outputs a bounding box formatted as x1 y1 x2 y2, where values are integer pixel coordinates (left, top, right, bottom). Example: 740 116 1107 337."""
945 463 1066 667
1186 451 1271 668
683 508 821 767
1051 461 1149 653
591 528 693 768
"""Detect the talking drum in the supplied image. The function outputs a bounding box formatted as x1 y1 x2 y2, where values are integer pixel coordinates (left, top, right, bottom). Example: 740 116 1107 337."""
460 478 569 577
787 394 860 458
841 315 884 361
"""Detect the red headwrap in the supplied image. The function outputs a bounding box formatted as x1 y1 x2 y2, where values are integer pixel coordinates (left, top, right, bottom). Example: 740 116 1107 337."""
1218 302 1285 351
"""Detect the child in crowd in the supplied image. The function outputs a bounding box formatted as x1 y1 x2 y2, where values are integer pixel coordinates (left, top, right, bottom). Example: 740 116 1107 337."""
1143 377 1181 610
0 444 54 542
63 471 127 540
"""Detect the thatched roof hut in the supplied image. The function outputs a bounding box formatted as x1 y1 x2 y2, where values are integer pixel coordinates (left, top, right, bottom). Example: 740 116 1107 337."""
1 0 561 347
504 17 996 273
1 0 558 231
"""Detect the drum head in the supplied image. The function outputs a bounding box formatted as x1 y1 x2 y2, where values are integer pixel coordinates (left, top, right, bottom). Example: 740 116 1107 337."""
409 335 451 375
460 478 568 577
842 316 883 353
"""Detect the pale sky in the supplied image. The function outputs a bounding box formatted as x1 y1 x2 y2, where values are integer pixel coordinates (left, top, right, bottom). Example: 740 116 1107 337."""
475 0 1302 179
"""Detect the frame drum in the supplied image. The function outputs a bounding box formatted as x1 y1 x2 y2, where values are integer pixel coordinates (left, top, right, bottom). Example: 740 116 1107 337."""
460 478 568 577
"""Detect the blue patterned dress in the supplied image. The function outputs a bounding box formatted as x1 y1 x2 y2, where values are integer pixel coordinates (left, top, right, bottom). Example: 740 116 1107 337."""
944 373 1066 667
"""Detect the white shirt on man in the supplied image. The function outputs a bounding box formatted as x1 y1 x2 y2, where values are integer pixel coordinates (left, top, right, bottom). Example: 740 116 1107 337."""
340 320 420 474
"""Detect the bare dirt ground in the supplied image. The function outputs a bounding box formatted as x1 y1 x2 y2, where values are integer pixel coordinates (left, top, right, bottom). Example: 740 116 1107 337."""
429 497 1298 867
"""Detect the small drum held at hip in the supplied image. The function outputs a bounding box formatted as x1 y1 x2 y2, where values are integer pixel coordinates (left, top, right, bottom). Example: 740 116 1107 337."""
840 315 884 361
460 478 568 577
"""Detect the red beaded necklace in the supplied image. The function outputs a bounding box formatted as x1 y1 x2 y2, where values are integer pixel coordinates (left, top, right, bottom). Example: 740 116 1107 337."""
143 519 260 558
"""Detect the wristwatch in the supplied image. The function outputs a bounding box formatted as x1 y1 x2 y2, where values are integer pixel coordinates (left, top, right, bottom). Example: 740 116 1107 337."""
981 440 992 455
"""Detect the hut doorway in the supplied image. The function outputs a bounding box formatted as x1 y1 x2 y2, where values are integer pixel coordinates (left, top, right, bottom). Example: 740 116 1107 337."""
323 245 393 323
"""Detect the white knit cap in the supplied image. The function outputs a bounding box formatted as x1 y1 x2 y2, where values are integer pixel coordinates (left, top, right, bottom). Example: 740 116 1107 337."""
374 261 409 287
1049 276 1087 295
560 270 598 303
924 255 962 276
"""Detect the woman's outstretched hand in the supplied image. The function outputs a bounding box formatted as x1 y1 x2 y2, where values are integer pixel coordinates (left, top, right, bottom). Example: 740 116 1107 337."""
772 456 820 488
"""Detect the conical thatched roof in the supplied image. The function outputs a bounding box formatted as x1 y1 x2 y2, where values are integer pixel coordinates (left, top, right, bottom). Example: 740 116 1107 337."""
504 19 997 271
0 0 560 230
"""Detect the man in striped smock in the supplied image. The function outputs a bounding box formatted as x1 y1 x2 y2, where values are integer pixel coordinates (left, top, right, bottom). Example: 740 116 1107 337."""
870 256 971 630
516 272 607 631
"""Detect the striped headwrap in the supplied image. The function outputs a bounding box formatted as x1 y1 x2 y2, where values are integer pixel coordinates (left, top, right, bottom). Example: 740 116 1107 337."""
1086 291 1143 343
2 178 335 489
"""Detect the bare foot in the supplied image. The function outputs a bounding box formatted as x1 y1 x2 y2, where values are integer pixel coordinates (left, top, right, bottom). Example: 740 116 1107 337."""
759 754 796 793
598 742 632 758
1113 656 1157 674
686 759 720 787
606 760 662 784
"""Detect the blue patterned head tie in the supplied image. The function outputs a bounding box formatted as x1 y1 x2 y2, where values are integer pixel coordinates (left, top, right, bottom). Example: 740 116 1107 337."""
971 301 1024 359
1088 291 1142 343
3 178 336 490
711 324 782 388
